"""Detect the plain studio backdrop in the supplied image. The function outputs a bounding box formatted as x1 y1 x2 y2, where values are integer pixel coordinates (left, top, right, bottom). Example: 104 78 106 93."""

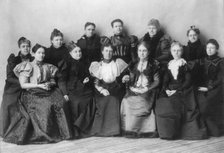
0 0 223 103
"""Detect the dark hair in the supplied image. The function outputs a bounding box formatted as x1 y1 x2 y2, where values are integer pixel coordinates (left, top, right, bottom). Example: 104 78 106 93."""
137 41 150 54
101 43 114 52
50 28 63 40
32 43 44 53
84 22 96 29
67 41 80 52
111 19 123 27
206 39 219 50
187 25 200 36
18 37 31 47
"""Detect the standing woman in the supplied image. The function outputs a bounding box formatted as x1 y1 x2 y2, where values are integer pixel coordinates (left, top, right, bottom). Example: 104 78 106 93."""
3 44 72 144
183 26 206 61
141 18 172 65
183 26 207 86
0 37 33 137
89 44 128 136
120 41 160 138
77 22 102 66
44 28 69 67
110 19 138 64
155 42 207 140
58 41 95 138
196 39 224 137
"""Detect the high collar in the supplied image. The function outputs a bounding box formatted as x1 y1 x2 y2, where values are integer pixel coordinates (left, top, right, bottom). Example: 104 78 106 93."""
208 54 219 61
144 30 164 40
18 52 32 60
50 44 65 50
114 33 125 38
102 58 112 63
188 39 201 47
33 59 43 66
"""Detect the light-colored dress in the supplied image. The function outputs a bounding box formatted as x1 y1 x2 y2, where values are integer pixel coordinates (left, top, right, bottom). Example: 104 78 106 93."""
121 59 159 137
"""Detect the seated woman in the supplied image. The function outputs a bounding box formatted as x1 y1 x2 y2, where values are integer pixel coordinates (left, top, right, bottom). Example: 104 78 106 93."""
183 26 207 86
155 41 207 140
58 41 95 138
89 43 128 136
196 39 224 137
0 37 33 137
120 41 159 138
3 44 72 144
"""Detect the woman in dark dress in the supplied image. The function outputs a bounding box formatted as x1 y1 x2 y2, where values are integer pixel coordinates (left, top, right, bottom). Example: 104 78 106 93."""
141 18 172 65
155 41 207 140
3 44 72 144
121 42 160 138
196 39 224 137
58 41 95 138
44 28 69 67
0 37 33 138
77 22 102 66
89 43 128 136
183 26 207 86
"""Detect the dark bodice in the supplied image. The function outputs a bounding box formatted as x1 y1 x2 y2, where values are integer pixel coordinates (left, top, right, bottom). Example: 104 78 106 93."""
197 55 223 89
44 44 69 67
183 40 206 61
77 34 101 65
58 55 92 95
163 65 191 91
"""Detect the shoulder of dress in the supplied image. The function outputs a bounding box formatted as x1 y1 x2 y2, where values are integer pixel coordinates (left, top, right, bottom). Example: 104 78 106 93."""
7 53 16 63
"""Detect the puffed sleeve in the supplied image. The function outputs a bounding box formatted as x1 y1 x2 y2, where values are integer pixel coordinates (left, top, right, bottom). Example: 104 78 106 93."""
100 36 111 45
6 54 19 84
89 61 102 79
49 64 58 78
13 62 33 78
116 58 128 75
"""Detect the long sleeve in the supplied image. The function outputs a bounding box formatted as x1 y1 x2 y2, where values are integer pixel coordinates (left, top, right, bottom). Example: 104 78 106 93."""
6 54 20 84
177 71 192 91
207 60 224 90
148 72 160 90
57 60 68 95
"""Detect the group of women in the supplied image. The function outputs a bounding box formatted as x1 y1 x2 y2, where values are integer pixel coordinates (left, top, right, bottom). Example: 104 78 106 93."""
0 18 223 145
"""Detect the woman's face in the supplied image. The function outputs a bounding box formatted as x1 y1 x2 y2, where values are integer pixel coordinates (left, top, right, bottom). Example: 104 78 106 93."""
138 44 149 60
34 47 45 62
112 22 123 35
102 46 113 60
70 47 82 60
147 25 158 37
20 42 30 56
171 45 183 60
206 43 217 56
51 36 63 48
188 30 198 43
85 25 95 37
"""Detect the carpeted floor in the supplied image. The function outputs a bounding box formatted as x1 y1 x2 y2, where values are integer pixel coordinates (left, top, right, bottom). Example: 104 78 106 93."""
1 136 224 153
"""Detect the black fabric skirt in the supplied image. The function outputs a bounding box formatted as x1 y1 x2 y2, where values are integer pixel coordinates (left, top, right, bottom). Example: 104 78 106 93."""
90 81 125 136
68 88 95 138
197 84 224 137
155 87 208 140
0 80 21 137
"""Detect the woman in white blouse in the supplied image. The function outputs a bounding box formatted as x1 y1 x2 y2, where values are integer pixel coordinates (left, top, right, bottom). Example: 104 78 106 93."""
89 43 128 136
